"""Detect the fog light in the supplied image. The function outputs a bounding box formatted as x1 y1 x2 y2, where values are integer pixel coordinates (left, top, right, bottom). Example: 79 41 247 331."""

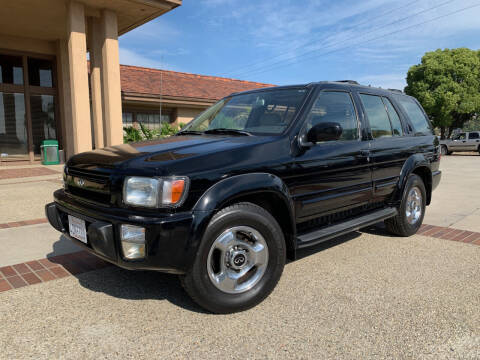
121 224 145 260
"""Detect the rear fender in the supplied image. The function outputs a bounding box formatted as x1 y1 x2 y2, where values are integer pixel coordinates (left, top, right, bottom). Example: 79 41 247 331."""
390 154 432 206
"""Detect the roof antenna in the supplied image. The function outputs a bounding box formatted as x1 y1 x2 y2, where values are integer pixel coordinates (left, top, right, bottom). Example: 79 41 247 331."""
159 55 163 126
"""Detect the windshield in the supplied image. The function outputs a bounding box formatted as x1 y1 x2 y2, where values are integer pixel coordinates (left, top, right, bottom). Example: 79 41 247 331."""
181 88 308 135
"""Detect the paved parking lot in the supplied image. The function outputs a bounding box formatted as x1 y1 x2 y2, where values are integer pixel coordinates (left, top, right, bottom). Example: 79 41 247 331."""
0 155 479 359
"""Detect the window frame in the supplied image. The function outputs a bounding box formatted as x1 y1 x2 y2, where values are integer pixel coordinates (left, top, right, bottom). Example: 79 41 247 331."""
299 89 361 146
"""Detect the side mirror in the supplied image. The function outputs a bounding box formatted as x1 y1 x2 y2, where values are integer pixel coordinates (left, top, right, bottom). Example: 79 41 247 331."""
306 122 343 144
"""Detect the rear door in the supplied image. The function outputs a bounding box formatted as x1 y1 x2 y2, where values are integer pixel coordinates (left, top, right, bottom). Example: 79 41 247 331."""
467 132 480 150
357 93 411 203
292 89 372 222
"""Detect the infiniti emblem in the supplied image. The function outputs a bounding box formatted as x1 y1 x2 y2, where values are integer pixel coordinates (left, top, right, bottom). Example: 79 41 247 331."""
75 178 85 187
233 254 246 266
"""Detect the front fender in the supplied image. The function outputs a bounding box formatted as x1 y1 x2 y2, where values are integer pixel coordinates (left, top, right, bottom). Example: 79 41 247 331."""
183 173 296 269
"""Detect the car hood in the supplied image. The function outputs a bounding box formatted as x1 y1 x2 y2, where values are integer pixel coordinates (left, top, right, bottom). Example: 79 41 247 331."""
67 135 274 173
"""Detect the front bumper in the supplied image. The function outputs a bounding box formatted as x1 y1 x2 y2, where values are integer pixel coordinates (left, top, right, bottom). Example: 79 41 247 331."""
45 190 196 274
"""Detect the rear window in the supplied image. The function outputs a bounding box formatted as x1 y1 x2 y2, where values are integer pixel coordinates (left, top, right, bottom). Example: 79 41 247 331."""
393 95 432 135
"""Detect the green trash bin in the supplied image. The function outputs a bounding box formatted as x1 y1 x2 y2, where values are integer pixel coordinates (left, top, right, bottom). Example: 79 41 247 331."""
40 139 60 165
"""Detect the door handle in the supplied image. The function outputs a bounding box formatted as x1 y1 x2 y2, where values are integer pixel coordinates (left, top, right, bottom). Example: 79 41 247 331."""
356 150 371 162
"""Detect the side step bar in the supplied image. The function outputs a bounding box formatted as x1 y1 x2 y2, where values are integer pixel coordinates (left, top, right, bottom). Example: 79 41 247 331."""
296 207 397 249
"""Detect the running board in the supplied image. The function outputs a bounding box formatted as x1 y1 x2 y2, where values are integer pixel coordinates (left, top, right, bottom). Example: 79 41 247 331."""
296 207 397 249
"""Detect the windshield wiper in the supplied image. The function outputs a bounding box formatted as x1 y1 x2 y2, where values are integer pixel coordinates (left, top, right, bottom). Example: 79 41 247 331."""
176 130 204 136
204 128 252 136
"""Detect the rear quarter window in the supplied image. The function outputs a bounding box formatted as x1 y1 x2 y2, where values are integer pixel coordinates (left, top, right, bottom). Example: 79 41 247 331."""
469 132 479 139
393 95 432 135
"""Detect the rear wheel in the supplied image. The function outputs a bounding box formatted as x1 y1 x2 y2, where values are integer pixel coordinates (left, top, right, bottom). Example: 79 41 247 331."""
181 202 286 313
385 174 426 237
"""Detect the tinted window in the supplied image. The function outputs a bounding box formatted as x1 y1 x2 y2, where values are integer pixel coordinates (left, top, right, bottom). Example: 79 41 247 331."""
383 97 403 136
453 133 466 140
469 132 479 139
393 95 432 135
360 94 392 138
305 91 358 141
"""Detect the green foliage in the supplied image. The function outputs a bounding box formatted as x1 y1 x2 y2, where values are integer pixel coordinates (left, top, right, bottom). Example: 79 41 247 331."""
123 122 183 143
123 126 143 143
405 48 480 138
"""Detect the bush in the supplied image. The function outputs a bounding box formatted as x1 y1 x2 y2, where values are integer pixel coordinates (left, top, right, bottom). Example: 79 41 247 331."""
123 122 183 143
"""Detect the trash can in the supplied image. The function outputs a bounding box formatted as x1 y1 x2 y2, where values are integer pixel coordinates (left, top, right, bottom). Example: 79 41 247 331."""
40 139 60 165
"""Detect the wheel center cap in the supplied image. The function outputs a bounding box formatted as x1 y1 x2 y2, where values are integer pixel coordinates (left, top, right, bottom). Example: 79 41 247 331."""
228 249 247 270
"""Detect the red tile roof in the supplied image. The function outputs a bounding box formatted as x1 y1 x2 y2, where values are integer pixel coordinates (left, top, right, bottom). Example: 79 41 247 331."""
120 64 274 101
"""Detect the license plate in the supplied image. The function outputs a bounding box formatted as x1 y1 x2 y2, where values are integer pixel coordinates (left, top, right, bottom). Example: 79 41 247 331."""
68 215 87 244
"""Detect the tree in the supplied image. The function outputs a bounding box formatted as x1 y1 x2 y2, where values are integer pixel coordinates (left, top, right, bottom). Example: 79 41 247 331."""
404 48 480 139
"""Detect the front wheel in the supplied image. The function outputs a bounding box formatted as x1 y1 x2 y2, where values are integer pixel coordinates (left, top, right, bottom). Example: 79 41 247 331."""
440 145 449 155
385 174 426 237
181 202 286 313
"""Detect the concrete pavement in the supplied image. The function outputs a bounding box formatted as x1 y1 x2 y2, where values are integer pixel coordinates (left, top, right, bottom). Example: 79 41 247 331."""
0 224 80 266
0 233 478 359
423 154 480 232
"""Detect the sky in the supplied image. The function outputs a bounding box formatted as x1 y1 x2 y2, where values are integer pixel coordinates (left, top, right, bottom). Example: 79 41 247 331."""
119 0 480 90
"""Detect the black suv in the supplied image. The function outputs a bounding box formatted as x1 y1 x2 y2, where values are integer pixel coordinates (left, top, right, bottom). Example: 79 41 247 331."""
46 81 441 313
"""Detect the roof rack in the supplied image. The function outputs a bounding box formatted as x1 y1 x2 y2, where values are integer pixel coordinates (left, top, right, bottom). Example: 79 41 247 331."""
388 88 403 93
336 80 359 85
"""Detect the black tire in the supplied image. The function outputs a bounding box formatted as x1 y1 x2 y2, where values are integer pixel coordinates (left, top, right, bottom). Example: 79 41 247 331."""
181 202 286 314
385 174 426 237
440 145 449 155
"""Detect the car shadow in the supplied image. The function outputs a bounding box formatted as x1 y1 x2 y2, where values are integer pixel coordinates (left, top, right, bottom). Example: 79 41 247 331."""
46 224 385 313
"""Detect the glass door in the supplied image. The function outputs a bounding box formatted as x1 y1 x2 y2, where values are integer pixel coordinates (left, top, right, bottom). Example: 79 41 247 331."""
0 53 58 162
0 54 28 160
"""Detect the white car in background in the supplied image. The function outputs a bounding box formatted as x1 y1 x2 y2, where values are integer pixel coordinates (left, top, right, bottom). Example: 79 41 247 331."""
440 131 480 155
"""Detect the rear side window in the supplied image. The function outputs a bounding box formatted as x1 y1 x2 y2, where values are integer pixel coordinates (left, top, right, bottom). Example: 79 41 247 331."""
305 91 358 141
359 94 392 138
382 97 403 136
469 132 479 139
393 95 432 135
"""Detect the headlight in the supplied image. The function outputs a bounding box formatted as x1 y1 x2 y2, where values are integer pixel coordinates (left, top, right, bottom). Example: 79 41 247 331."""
123 176 189 208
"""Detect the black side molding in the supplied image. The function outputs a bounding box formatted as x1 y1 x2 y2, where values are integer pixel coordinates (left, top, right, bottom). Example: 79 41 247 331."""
296 207 398 248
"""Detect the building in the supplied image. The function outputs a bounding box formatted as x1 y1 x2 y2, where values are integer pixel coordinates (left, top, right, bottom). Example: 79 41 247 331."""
0 0 270 165
119 64 271 131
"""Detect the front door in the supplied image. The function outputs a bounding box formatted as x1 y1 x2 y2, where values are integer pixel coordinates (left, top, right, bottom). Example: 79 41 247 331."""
291 90 372 222
450 133 468 151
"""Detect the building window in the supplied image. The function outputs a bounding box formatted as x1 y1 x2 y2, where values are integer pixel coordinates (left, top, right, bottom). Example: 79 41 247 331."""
0 53 57 161
122 109 173 130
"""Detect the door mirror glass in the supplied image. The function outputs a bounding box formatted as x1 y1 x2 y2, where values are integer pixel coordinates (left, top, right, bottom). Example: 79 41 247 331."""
307 122 343 143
